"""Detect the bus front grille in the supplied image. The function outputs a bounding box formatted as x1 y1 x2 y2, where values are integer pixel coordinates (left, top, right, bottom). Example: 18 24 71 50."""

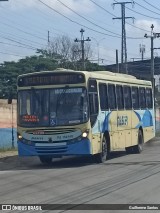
35 146 67 154
27 128 77 135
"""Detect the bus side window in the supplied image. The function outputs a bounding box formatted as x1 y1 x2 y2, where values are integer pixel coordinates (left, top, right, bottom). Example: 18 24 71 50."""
116 85 124 110
108 84 117 110
99 83 108 111
88 79 99 126
146 88 153 108
124 86 132 109
132 87 139 109
139 87 146 109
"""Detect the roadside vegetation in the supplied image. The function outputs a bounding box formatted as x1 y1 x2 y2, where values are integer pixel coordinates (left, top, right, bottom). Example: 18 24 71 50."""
0 35 104 100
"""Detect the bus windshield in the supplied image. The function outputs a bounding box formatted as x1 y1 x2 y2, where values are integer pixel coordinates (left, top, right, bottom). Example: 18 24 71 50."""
18 87 88 127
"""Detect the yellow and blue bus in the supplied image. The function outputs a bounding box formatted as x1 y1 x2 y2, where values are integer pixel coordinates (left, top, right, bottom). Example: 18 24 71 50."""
17 69 155 164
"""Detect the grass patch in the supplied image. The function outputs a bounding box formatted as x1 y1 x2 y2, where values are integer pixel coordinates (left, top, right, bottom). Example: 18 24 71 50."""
0 147 17 152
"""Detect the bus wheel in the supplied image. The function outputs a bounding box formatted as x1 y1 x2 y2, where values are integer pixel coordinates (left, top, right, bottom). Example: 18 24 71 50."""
133 130 144 154
94 136 108 163
39 156 53 164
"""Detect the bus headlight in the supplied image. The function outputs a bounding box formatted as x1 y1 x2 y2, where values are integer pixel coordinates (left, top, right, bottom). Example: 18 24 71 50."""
82 132 88 137
18 134 23 140
82 130 89 138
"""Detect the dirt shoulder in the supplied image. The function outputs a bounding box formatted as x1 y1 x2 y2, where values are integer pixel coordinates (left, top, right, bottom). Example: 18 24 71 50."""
0 150 18 159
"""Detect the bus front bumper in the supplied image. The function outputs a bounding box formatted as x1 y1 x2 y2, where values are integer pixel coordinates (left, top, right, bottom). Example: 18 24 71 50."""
18 139 92 157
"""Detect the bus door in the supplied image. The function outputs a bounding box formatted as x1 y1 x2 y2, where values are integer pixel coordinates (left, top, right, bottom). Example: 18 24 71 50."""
99 83 109 135
116 85 126 149
108 84 118 150
88 79 100 154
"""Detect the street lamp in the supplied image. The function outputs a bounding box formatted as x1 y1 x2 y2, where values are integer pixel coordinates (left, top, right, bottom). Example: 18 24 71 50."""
91 37 105 65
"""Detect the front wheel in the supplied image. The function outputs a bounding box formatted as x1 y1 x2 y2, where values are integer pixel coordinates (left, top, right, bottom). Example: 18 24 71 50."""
39 156 53 164
133 130 144 154
94 136 109 163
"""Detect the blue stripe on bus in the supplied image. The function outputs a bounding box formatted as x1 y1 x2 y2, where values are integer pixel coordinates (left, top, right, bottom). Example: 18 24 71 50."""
142 110 153 127
135 110 153 128
18 139 91 156
102 112 111 132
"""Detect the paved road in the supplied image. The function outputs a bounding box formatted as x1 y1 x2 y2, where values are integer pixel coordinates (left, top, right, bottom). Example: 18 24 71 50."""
0 139 160 213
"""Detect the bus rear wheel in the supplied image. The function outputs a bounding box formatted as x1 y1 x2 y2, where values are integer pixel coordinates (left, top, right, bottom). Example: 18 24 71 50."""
94 136 109 163
133 130 144 154
39 156 53 164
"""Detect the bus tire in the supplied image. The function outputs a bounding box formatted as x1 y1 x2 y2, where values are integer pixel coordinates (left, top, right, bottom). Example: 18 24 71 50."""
39 156 52 164
94 136 108 163
133 130 144 154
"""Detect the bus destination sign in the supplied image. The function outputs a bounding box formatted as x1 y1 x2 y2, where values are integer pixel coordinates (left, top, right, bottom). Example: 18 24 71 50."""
18 73 85 87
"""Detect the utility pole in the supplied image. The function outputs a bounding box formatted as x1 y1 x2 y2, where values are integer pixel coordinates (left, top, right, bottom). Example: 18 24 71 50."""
116 49 119 73
74 29 91 70
144 24 160 107
139 44 145 60
47 30 52 58
48 30 50 44
144 24 160 85
112 1 134 74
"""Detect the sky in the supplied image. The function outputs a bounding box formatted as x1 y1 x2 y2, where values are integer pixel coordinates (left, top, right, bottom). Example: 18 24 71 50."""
1 0 160 66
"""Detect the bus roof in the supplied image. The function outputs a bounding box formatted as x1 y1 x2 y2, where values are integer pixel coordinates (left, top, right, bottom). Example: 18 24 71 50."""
18 68 152 86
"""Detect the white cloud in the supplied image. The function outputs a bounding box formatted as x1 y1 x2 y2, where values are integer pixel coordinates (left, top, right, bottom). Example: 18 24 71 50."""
3 0 37 11
6 0 95 14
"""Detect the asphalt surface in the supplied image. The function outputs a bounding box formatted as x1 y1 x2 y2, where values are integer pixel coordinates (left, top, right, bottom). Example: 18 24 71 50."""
0 138 160 213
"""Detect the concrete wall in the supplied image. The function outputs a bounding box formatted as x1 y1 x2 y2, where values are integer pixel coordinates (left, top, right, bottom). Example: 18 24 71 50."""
0 99 17 128
0 99 17 148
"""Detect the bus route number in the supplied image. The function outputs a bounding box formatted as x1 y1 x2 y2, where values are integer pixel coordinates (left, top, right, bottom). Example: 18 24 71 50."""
117 115 128 126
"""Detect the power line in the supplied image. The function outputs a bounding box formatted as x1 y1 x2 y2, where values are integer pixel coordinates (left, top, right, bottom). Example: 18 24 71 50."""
142 0 160 12
0 51 28 57
0 41 37 50
0 20 46 41
0 5 48 37
0 30 45 47
89 0 116 17
0 35 39 50
37 0 122 38
126 5 160 20
57 0 121 37
89 0 150 33
134 1 160 16
38 0 143 40
113 1 134 73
